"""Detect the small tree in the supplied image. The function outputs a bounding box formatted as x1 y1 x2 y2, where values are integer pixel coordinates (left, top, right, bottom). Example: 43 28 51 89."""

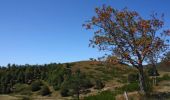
83 5 169 94
146 50 161 85
63 69 92 100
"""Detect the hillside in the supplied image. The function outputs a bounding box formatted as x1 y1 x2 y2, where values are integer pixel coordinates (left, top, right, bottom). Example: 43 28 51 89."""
0 61 170 100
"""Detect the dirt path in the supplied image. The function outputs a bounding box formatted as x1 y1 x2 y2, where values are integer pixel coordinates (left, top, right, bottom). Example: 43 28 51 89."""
0 95 19 100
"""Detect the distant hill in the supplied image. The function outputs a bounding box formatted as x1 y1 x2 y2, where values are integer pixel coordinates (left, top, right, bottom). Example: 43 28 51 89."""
0 60 169 100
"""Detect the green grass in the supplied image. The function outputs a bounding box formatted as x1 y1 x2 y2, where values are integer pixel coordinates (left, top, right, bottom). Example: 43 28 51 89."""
158 74 170 82
119 82 139 92
84 91 115 100
13 83 32 95
84 82 139 100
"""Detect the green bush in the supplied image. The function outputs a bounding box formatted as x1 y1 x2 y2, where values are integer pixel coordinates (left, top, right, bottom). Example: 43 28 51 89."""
84 91 115 100
94 79 105 90
161 74 170 80
60 87 69 97
35 80 43 86
119 82 139 92
20 90 32 95
40 85 51 96
31 81 41 91
158 74 170 82
53 85 60 90
13 83 30 93
60 69 93 98
147 67 159 76
145 74 153 93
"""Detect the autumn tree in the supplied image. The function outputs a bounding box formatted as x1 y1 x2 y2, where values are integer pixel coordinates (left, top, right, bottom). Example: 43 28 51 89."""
83 5 169 94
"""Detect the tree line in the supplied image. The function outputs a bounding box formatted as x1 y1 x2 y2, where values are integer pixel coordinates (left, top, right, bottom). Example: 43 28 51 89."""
0 63 94 99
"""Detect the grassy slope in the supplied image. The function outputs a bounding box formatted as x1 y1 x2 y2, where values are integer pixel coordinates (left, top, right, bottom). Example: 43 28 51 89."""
0 61 169 100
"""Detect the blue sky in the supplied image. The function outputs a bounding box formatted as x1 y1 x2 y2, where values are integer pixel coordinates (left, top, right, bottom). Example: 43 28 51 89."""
0 0 170 66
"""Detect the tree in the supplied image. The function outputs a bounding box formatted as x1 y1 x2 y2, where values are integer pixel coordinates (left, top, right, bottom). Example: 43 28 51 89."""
61 69 92 100
83 5 169 94
146 48 163 85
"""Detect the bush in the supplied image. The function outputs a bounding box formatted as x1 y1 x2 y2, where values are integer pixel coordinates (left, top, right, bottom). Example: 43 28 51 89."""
35 80 43 86
147 67 159 76
84 91 115 100
145 74 153 93
20 90 32 95
31 81 41 91
40 85 51 96
13 83 32 95
94 79 105 90
162 74 170 80
82 78 93 89
60 69 93 97
158 74 170 82
119 82 139 92
60 87 69 97
128 73 138 83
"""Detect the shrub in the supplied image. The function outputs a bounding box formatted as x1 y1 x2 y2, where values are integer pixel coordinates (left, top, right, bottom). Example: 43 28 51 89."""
35 80 43 86
82 78 93 89
147 67 159 76
120 82 139 92
53 85 60 90
13 83 32 95
20 90 32 95
128 73 138 83
162 74 170 80
158 74 170 82
60 69 93 99
145 74 153 93
31 81 41 91
60 87 69 97
94 79 105 90
84 91 115 100
40 85 51 96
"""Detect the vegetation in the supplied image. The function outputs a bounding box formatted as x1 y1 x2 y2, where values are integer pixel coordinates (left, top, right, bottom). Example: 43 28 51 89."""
127 73 138 83
84 91 115 100
0 63 93 99
0 4 170 100
84 5 169 93
158 74 170 82
0 60 170 99
60 69 93 100
94 79 105 90
40 85 51 96
31 81 41 91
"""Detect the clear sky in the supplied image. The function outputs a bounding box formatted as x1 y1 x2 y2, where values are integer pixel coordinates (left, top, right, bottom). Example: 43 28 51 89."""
0 0 170 66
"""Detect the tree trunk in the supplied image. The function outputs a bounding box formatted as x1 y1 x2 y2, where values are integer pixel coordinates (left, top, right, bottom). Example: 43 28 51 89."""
138 64 146 94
